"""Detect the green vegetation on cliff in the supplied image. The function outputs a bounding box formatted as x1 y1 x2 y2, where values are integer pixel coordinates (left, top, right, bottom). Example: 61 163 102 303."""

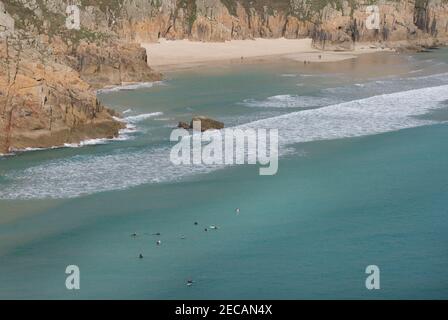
177 0 198 32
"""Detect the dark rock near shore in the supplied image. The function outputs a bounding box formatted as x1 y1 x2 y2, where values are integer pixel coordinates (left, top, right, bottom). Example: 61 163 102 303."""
191 116 224 132
177 116 224 132
177 121 191 130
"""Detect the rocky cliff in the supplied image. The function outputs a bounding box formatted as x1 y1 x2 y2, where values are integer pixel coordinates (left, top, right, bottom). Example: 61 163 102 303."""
1 0 448 153
3 1 447 60
0 37 125 153
0 0 161 153
27 0 444 49
4 1 448 55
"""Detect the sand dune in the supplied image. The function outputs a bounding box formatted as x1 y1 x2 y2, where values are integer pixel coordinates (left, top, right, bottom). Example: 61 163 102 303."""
142 38 391 70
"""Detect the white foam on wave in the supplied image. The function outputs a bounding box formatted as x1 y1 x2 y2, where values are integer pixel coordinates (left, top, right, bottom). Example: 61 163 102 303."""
407 71 448 81
241 94 336 109
1 85 448 199
12 147 51 152
62 132 132 149
0 112 157 156
408 69 424 74
0 152 15 158
5 140 110 155
299 73 342 78
0 146 219 199
124 112 164 123
323 72 448 98
97 81 165 94
237 85 448 145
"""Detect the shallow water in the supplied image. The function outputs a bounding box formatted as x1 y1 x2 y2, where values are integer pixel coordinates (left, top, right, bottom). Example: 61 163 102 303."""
0 50 447 299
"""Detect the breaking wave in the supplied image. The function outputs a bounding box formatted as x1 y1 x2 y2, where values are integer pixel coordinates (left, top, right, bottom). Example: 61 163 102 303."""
97 81 165 94
123 112 164 123
241 95 337 109
1 85 448 199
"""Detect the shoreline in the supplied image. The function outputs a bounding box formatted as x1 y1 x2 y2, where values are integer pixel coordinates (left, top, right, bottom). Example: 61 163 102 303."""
142 38 393 71
0 118 137 158
0 109 168 158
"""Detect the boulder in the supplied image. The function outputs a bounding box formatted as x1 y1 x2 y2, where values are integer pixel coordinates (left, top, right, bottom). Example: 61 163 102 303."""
177 116 224 132
177 121 190 130
190 116 224 132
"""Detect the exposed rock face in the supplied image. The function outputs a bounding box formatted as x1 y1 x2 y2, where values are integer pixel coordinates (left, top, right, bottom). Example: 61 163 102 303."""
73 41 162 89
310 0 448 51
177 121 191 130
57 0 448 50
178 116 224 131
191 116 224 132
0 0 161 153
0 37 124 154
0 1 14 37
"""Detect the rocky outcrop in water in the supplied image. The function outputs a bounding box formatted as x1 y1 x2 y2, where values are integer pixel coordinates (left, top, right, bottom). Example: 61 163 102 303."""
191 116 224 131
178 116 224 131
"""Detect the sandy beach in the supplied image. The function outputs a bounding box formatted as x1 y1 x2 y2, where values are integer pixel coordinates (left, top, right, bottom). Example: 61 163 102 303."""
142 38 391 70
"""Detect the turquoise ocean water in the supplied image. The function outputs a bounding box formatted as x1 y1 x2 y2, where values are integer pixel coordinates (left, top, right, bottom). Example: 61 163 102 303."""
0 50 447 299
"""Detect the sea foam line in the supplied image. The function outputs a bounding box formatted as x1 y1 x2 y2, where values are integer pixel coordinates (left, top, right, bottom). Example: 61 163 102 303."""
123 112 164 123
97 81 165 94
241 94 336 109
1 85 447 199
0 112 162 156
